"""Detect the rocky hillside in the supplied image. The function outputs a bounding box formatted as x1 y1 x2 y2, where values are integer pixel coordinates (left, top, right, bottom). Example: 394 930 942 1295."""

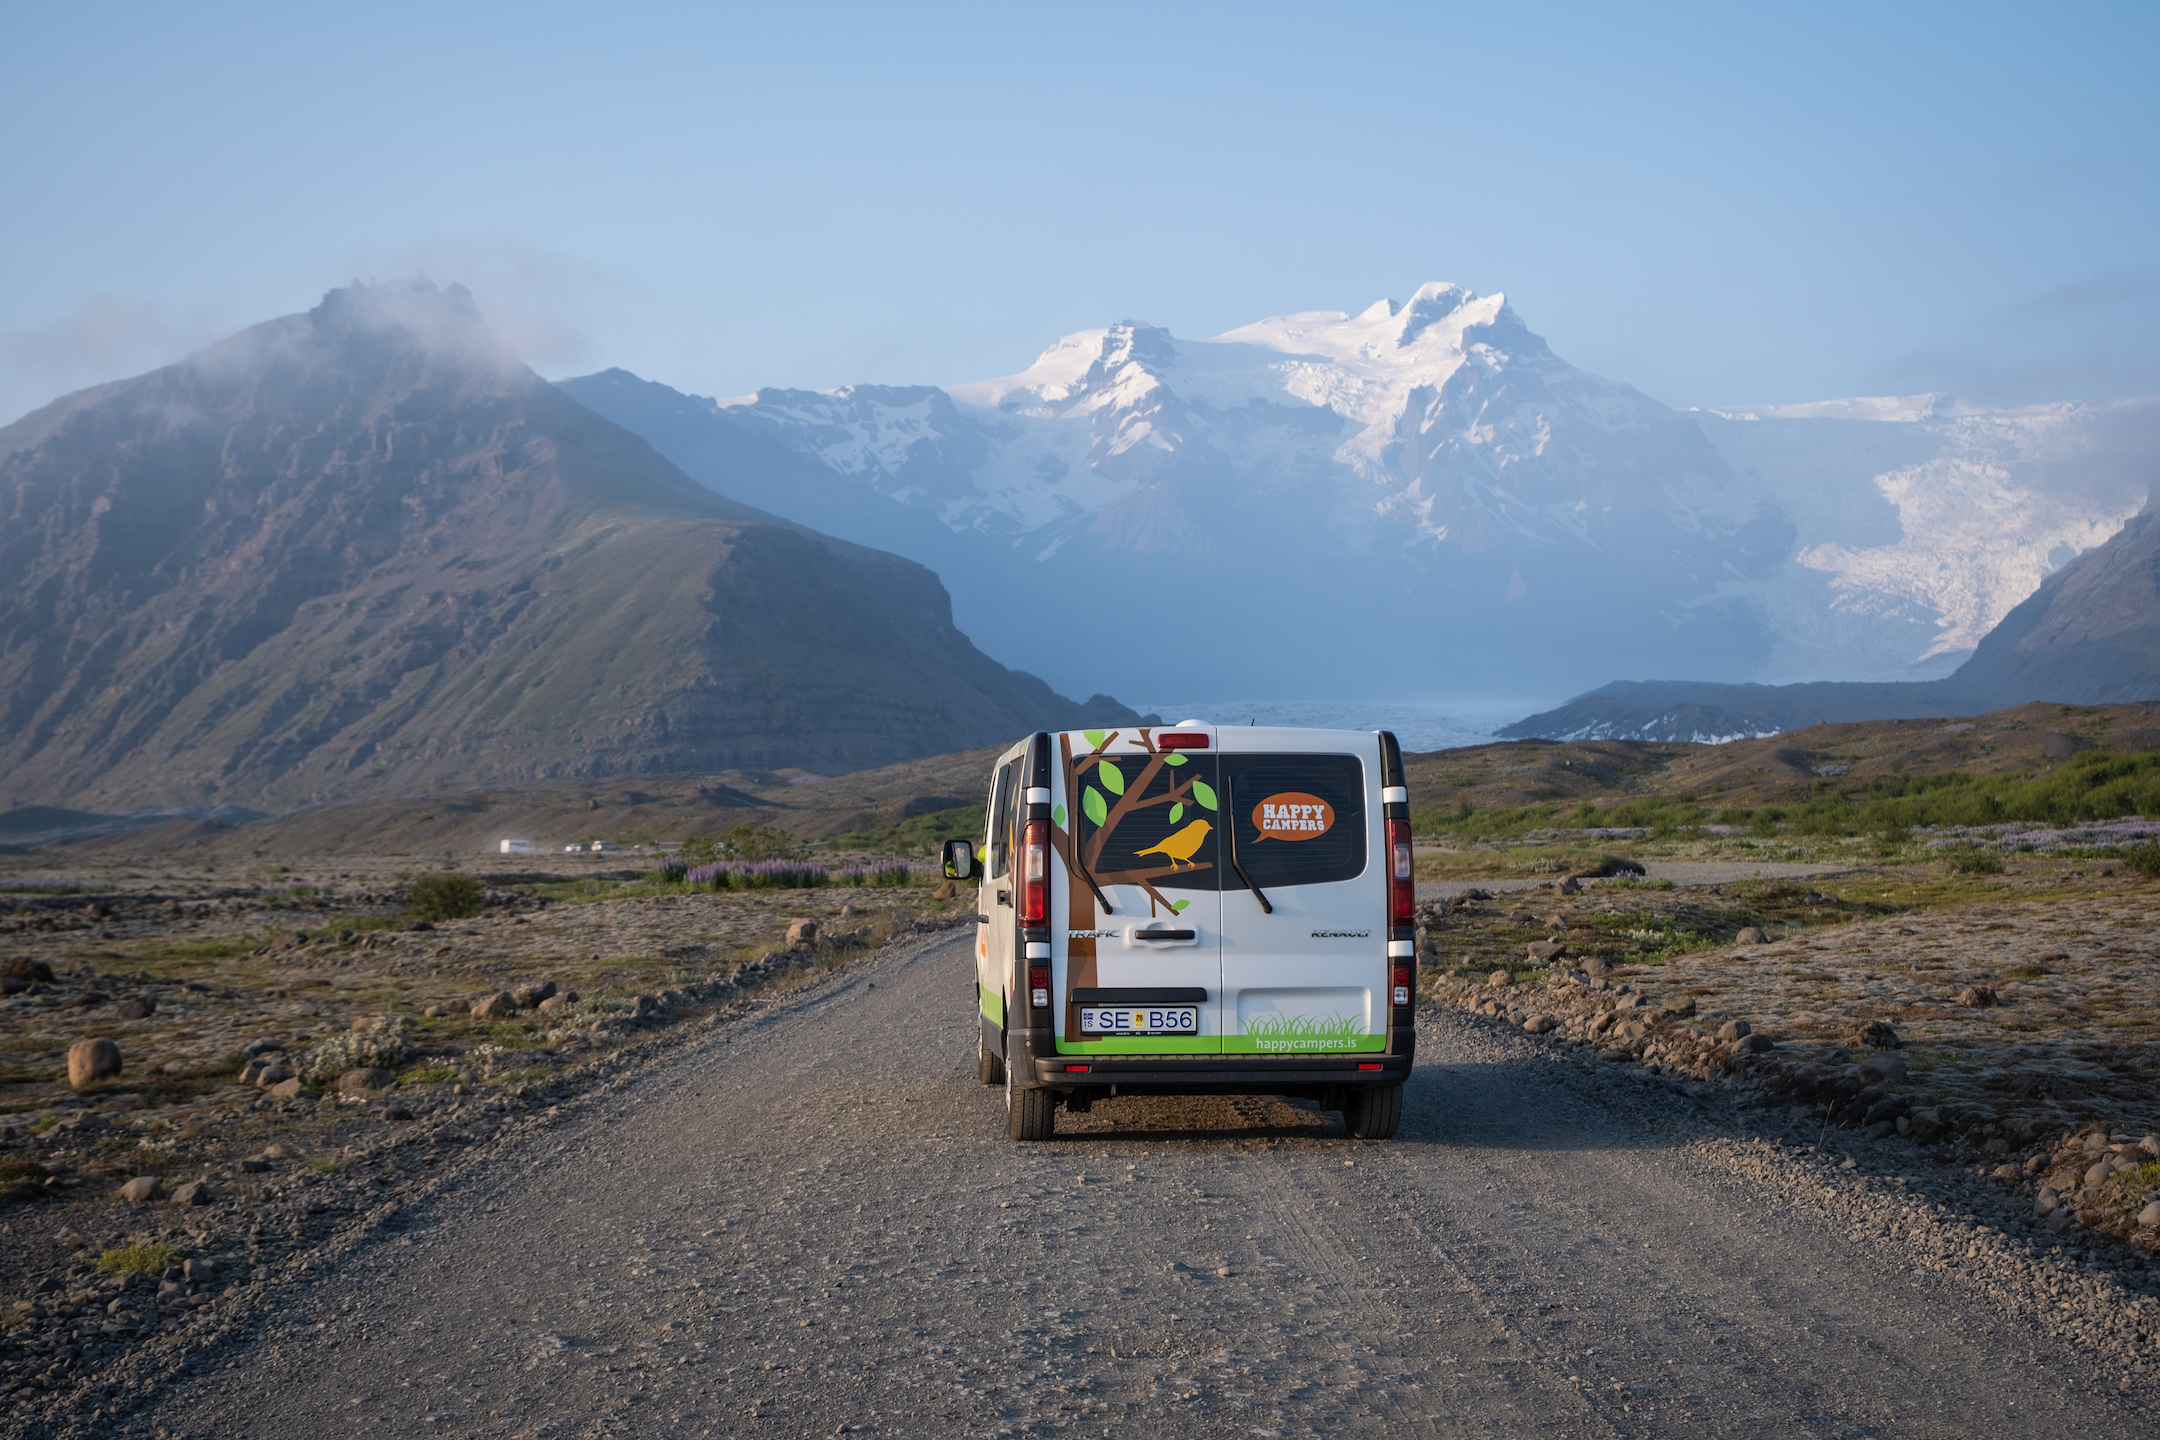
0 283 1144 811
1503 511 2160 741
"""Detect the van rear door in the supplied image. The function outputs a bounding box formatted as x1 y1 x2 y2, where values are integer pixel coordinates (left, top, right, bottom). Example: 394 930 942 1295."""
1214 732 1384 1057
1055 728 1223 1055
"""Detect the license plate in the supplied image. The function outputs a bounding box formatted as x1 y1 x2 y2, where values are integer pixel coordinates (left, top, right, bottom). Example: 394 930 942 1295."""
1079 1006 1199 1036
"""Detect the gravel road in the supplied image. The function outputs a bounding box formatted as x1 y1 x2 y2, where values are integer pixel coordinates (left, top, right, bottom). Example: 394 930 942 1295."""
143 932 2147 1439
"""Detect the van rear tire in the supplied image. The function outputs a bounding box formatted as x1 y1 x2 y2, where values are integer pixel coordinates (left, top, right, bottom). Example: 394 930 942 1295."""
978 1029 1005 1086
1342 1082 1402 1140
1004 1058 1054 1141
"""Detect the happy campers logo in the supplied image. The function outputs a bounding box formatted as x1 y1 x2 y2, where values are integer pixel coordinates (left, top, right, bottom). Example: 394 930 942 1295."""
1252 792 1333 841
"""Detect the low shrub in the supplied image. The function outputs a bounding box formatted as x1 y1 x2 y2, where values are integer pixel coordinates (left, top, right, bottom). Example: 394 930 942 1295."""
298 1017 415 1085
2124 842 2160 879
96 1243 179 1276
409 871 484 921
1947 846 2007 875
839 863 911 888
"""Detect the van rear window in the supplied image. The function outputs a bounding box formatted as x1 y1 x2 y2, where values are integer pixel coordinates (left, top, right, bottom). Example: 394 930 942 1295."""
1073 752 1218 894
1223 755 1367 889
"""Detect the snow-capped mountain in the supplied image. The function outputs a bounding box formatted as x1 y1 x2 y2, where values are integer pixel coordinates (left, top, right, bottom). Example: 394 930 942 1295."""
561 285 2157 703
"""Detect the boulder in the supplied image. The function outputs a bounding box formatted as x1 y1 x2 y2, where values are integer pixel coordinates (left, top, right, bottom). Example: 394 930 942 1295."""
1555 877 1582 896
1522 1014 1559 1034
253 1064 293 1087
1959 985 1998 1009
1659 996 1697 1018
117 1175 163 1203
931 881 957 901
2140 1201 2160 1230
1852 1020 1901 1049
169 1180 212 1207
1858 1053 1909 1086
1582 954 1612 977
511 980 557 1009
1735 926 1768 946
336 1067 397 1094
786 919 819 944
536 994 570 1016
469 992 517 1020
265 1077 309 1100
116 997 155 1020
1485 970 1512 988
183 1258 215 1283
67 1037 123 1089
1525 940 1568 963
1738 1033 1775 1054
3 956 56 983
1907 1107 1946 1143
1716 1020 1752 1041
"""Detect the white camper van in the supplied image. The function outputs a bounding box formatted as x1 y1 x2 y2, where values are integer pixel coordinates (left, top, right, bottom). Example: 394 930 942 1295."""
944 723 1415 1142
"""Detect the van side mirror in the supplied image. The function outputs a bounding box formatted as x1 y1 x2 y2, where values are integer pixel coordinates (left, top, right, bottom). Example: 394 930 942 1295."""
942 840 975 880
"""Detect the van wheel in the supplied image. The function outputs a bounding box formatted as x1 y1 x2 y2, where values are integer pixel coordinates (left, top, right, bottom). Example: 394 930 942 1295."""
978 1028 1005 1086
1342 1083 1402 1140
1004 1056 1054 1142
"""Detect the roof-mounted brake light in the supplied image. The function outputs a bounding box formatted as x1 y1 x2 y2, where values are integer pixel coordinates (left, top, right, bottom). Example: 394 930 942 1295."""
1158 732 1208 750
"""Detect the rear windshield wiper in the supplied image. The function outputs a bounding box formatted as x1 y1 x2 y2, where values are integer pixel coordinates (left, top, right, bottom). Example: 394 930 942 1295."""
1074 852 1114 915
1227 820 1273 915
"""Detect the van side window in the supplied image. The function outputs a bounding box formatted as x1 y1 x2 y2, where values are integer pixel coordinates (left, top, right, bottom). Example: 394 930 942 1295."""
1222 755 1367 888
988 761 1019 879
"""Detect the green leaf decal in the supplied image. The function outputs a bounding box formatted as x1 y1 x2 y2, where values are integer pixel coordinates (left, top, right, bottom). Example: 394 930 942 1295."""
1171 898 1190 913
1082 729 1107 750
1169 802 1184 825
1162 752 1187 766
1082 787 1108 827
1051 803 1067 828
1191 780 1218 811
1097 760 1125 796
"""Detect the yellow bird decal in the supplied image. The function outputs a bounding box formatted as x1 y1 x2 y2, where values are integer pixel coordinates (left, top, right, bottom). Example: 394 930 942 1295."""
1134 818 1213 868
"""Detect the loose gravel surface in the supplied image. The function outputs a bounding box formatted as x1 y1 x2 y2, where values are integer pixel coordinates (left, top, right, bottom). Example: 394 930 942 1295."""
60 934 2159 1438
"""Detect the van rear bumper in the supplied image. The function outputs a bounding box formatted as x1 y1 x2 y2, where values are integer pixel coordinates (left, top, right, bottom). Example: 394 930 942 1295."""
1026 1050 1411 1096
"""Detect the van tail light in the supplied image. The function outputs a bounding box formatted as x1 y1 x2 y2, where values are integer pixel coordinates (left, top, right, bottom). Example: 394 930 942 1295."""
1029 965 1051 1009
1387 818 1413 926
1391 960 1412 1008
1021 819 1049 925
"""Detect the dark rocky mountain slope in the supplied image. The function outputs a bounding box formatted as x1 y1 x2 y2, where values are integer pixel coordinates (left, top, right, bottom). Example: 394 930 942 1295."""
0 282 1142 811
1504 507 2160 741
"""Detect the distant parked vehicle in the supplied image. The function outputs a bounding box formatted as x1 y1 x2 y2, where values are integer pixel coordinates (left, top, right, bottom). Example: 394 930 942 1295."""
499 839 535 854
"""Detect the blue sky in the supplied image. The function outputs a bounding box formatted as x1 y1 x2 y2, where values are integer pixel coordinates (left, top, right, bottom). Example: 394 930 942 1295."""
3 1 2155 425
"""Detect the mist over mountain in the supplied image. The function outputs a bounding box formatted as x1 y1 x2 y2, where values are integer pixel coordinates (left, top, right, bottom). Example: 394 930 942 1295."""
0 282 1144 811
1499 507 2160 742
565 285 2157 704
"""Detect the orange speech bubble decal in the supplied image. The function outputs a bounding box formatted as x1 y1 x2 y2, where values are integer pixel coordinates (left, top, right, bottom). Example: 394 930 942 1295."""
1252 792 1333 842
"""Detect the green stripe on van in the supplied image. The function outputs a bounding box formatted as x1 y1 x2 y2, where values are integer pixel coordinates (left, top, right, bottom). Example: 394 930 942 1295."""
978 984 1004 1026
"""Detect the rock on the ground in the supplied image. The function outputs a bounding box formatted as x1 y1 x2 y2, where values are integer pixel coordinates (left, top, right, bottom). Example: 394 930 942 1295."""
1486 970 1512 988
470 992 517 1020
1526 939 1567 963
117 1176 162 1203
787 919 819 943
1717 1020 1752 1041
1736 927 1768 945
337 1067 397 1094
68 1037 122 1088
266 1077 310 1100
1859 1053 1909 1085
170 1179 212 1206
116 996 155 1019
1961 985 1999 1008
1523 1014 1558 1034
